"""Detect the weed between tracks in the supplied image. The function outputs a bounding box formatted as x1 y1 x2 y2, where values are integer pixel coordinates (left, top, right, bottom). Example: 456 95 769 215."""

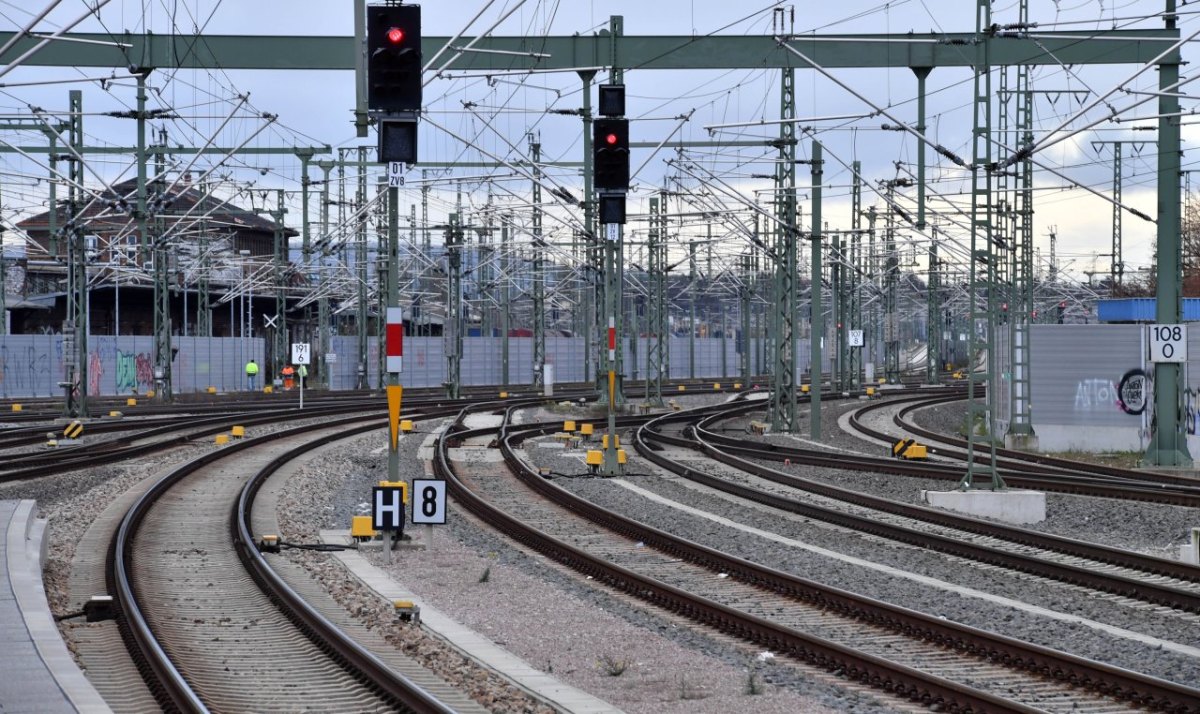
597 653 629 676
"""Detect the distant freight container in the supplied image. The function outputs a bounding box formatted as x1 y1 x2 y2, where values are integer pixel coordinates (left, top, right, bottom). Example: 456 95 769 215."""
1097 298 1200 323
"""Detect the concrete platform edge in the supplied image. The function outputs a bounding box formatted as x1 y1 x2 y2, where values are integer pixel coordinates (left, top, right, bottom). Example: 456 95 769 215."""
8 500 112 713
320 530 622 714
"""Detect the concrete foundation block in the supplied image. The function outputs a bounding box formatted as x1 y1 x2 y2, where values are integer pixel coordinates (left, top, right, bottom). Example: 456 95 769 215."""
1003 433 1041 451
1181 528 1200 564
921 489 1046 525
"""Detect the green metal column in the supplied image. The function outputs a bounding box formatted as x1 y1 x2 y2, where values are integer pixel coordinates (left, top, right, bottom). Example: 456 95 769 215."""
1145 0 1191 466
272 189 287 379
152 128 173 402
501 215 511 388
688 240 696 380
1008 34 1036 443
883 180 903 384
1113 141 1124 287
926 229 941 385
296 151 312 351
849 163 862 389
610 17 627 407
479 192 493 341
317 159 333 387
740 254 752 385
64 89 87 416
914 67 932 229
578 70 601 396
530 135 546 388
197 181 212 338
376 178 388 389
768 67 798 433
809 140 823 439
355 147 368 390
647 194 666 406
960 0 1005 489
865 207 878 378
601 220 623 475
445 213 463 399
830 231 843 391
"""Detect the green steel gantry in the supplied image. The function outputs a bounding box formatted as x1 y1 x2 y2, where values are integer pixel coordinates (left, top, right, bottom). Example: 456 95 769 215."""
0 14 1186 466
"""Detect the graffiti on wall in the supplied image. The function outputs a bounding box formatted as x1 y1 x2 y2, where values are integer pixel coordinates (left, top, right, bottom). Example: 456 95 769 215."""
0 343 51 393
1074 378 1119 412
88 350 103 394
115 350 154 393
1186 387 1199 436
1117 369 1150 416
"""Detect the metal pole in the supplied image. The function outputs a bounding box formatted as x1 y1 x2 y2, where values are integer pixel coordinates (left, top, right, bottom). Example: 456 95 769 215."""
1145 0 1192 466
387 184 400 482
809 141 823 439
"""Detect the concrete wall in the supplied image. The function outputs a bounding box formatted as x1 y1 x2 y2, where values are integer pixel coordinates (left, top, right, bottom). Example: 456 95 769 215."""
1027 324 1187 454
0 335 263 398
323 335 767 391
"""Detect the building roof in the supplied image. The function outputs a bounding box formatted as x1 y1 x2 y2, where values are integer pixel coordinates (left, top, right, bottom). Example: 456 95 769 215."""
16 177 296 238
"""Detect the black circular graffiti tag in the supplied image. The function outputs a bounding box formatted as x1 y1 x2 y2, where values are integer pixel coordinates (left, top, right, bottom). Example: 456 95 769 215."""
1117 368 1150 416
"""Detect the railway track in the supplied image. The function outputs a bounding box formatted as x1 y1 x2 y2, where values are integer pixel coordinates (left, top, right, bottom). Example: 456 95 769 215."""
107 406 489 712
433 399 1200 712
850 393 1200 490
712 391 1200 506
641 401 1200 609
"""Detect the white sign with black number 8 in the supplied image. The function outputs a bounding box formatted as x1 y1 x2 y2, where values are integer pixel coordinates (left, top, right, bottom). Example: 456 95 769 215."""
411 479 447 525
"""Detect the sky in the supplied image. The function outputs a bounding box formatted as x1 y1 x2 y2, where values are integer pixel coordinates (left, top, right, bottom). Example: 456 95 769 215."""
0 0 1194 291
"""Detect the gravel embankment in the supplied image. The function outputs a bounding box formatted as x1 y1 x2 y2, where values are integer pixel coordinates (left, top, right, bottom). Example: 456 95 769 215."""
278 416 891 714
0 414 550 713
516 406 1199 688
15 393 1197 713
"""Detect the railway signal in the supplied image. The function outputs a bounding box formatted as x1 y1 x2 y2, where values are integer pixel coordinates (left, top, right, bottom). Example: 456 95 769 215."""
368 3 421 163
367 4 422 112
593 118 629 193
593 83 628 226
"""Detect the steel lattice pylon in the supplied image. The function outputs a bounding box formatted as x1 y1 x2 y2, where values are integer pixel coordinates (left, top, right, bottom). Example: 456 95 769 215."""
530 136 545 388
961 0 1006 490
647 193 667 406
1008 35 1037 442
444 213 463 399
768 67 798 433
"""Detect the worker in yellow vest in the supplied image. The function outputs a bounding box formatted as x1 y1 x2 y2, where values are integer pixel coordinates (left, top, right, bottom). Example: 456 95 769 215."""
245 359 259 391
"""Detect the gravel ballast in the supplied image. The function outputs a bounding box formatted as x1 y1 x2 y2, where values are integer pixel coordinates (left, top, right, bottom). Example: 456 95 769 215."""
17 393 1199 713
278 421 891 714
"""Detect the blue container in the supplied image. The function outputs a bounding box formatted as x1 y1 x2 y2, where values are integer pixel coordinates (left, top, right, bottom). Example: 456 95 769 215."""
1097 298 1200 322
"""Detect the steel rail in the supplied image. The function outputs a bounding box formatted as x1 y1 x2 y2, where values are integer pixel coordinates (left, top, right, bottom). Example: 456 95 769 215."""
641 407 1200 603
629 408 1200 710
854 394 1200 488
698 400 1200 506
109 406 476 712
433 400 1200 713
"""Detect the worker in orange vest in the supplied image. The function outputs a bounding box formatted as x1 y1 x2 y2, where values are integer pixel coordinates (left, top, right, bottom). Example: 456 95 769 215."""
281 364 296 390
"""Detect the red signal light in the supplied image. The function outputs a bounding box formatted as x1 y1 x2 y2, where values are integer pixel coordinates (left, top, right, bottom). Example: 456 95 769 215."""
605 133 618 145
387 27 404 44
